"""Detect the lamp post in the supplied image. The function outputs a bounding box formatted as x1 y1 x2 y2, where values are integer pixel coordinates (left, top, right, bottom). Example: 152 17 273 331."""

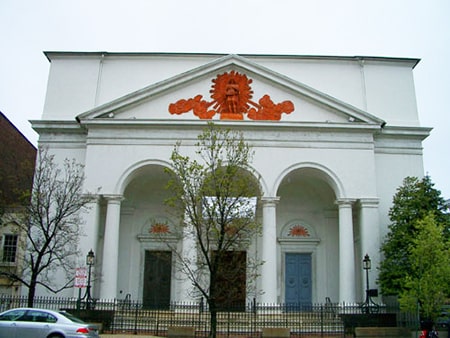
363 253 371 302
85 249 95 309
361 253 379 314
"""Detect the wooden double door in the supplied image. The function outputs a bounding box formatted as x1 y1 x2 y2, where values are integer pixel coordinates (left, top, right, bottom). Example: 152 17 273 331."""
212 251 247 311
143 251 172 309
143 250 247 310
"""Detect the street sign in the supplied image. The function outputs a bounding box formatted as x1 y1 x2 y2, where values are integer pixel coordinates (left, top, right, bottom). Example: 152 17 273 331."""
75 267 87 288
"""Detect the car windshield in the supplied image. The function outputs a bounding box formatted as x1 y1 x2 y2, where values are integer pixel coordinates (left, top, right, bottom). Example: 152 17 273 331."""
58 311 86 324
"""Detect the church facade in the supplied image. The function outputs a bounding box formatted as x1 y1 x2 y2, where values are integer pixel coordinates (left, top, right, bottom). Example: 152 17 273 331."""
31 52 430 306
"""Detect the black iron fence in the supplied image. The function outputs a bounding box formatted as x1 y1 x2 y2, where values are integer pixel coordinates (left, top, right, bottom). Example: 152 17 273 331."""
0 294 418 337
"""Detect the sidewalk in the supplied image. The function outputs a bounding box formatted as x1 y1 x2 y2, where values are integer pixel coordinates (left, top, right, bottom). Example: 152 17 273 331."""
100 335 162 338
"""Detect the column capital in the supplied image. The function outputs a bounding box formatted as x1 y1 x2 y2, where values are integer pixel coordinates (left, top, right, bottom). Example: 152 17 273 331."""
335 198 356 206
357 198 379 208
103 194 124 203
261 196 280 206
82 194 101 203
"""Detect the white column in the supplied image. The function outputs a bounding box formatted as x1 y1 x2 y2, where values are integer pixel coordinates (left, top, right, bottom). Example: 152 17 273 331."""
179 223 197 302
81 195 101 258
359 198 380 299
260 196 279 304
100 195 123 299
75 195 101 298
337 198 356 303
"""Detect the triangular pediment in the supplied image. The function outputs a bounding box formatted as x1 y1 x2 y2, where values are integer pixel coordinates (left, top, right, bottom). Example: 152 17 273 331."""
76 54 385 126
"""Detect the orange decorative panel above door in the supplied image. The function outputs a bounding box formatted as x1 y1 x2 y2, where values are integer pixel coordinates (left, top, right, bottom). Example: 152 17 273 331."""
169 71 294 120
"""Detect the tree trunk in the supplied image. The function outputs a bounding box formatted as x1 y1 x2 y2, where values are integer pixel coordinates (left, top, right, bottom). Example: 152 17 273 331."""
27 273 38 307
209 299 217 338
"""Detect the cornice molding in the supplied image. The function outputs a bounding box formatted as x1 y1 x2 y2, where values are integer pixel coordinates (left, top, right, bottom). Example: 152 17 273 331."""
377 125 432 138
30 120 84 134
44 51 420 68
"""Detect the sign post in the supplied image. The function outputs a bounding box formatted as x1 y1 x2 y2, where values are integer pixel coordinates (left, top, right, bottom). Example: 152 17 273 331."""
75 267 87 310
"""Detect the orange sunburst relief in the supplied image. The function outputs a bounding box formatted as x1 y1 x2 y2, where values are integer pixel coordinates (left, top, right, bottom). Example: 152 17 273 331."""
288 225 310 237
168 71 295 121
149 223 170 234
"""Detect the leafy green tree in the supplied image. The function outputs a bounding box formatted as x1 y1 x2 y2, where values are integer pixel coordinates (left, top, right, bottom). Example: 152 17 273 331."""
165 123 261 338
398 213 450 321
379 176 449 296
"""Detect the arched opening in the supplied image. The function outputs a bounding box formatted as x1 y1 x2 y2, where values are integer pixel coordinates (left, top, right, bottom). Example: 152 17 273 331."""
117 164 176 306
198 166 263 309
114 162 265 305
276 167 339 303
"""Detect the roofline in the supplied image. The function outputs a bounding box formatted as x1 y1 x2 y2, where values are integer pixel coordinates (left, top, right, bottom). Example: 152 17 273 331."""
43 51 421 68
73 53 386 126
0 111 37 150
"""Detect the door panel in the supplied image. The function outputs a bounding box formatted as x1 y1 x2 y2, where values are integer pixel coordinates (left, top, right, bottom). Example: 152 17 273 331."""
0 323 16 338
285 253 312 309
143 251 172 309
213 251 246 311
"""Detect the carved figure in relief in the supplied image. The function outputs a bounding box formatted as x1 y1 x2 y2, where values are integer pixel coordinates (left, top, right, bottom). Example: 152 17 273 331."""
168 71 294 120
225 79 240 115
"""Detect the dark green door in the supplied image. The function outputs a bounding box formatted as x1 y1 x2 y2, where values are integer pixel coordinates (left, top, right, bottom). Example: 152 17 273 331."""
213 251 247 311
143 251 172 309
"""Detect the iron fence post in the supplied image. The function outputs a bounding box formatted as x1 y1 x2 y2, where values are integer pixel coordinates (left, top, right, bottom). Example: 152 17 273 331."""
252 299 257 335
156 306 160 336
133 301 138 335
321 303 324 337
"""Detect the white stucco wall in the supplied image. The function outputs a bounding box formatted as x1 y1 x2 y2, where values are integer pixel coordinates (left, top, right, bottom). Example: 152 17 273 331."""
32 52 429 303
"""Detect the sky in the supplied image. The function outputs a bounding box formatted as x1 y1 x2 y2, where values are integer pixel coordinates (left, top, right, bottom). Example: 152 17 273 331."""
1 0 449 198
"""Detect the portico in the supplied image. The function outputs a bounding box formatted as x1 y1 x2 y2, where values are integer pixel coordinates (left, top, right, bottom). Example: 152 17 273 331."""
31 52 430 305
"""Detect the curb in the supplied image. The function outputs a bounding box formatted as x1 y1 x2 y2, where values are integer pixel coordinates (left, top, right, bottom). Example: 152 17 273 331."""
100 335 162 338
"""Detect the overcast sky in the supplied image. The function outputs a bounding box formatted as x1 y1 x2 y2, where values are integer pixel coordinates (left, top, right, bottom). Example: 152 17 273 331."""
1 0 449 198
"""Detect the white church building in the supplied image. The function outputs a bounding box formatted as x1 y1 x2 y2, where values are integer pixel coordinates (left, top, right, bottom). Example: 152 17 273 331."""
31 52 430 307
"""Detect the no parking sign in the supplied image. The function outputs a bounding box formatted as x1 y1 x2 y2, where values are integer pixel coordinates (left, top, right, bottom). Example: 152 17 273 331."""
75 267 87 288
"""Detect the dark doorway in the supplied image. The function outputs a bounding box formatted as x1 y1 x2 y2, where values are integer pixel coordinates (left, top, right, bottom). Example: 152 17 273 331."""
143 251 172 309
212 251 246 311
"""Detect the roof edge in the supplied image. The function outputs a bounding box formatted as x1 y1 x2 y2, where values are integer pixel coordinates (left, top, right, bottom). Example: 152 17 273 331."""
43 51 420 68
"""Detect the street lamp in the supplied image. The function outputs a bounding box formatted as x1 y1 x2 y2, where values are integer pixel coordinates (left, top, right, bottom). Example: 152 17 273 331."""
363 253 371 294
85 249 95 309
361 253 379 314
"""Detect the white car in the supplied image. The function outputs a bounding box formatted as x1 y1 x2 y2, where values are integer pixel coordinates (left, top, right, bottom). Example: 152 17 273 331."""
0 307 99 338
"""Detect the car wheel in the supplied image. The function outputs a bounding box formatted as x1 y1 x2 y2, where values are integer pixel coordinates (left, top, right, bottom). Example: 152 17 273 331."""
47 334 64 338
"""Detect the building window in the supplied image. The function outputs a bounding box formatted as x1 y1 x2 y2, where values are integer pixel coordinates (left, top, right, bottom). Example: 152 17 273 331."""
3 234 18 263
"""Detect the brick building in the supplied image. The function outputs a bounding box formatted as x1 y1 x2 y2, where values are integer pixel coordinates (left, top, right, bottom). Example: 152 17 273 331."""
0 111 36 295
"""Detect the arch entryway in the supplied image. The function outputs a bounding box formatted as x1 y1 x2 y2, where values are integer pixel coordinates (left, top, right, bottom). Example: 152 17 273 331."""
276 166 340 304
115 161 264 305
116 163 178 305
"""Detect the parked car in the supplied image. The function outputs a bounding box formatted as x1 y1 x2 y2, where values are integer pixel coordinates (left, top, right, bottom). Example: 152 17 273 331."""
436 305 450 337
436 305 450 328
0 307 99 338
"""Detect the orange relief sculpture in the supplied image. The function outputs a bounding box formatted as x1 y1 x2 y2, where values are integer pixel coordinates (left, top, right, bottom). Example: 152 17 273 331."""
168 71 294 120
288 225 310 237
149 223 170 234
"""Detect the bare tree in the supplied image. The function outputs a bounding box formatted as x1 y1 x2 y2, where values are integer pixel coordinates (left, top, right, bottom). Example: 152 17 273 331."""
1 147 95 306
165 123 262 338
